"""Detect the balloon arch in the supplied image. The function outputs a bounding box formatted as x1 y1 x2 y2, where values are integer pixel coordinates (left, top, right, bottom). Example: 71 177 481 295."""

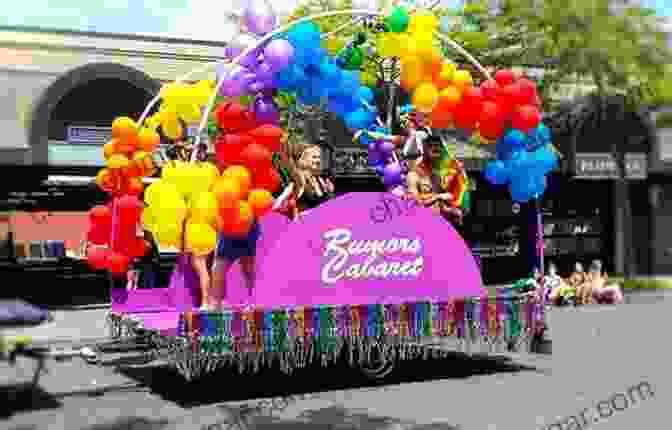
86 4 559 274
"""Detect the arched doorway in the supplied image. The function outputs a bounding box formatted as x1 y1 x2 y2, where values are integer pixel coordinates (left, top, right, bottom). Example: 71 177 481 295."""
28 62 160 178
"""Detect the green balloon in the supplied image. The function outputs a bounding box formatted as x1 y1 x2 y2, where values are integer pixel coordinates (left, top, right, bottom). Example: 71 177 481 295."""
354 32 367 46
348 47 364 68
386 7 409 33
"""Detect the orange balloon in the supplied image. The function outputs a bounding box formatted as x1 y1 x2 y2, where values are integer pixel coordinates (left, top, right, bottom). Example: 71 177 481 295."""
212 177 242 210
112 117 138 141
400 56 425 91
103 139 119 159
126 177 145 195
138 128 160 152
96 169 115 192
222 166 251 199
434 86 462 114
247 189 273 218
430 110 453 129
115 133 138 154
221 201 254 238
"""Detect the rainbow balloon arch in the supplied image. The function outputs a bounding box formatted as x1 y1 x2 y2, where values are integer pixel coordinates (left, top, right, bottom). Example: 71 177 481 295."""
96 4 551 380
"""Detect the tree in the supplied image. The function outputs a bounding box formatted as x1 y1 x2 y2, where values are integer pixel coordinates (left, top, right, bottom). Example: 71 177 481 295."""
498 0 671 277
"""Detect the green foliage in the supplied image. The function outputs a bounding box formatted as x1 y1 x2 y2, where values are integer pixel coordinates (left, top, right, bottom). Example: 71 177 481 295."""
493 0 672 108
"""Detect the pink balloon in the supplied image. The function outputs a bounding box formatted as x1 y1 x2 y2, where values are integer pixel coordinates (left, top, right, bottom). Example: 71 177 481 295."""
263 39 294 71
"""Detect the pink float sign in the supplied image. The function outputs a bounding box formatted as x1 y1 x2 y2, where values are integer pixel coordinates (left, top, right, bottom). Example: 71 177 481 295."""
111 192 484 312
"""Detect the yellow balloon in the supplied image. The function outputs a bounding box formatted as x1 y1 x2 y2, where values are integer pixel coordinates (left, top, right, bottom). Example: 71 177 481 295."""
452 70 474 90
162 121 183 140
361 70 377 88
141 205 156 233
399 34 418 59
144 180 165 207
179 104 202 124
414 32 435 59
156 222 182 248
185 222 217 256
107 154 129 169
413 83 440 113
190 191 218 225
409 12 439 34
377 34 399 58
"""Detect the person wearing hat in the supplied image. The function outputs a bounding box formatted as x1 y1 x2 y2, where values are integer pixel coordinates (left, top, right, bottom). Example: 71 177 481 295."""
405 133 463 226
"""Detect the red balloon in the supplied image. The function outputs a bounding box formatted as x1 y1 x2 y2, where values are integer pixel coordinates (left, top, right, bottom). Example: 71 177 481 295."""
247 124 283 153
495 84 519 119
108 252 130 275
87 226 110 245
252 168 282 193
430 110 453 129
116 195 143 224
511 105 542 132
240 143 273 171
87 246 110 271
453 102 479 131
480 101 503 123
461 86 483 106
215 102 245 129
479 119 506 141
89 205 112 222
480 79 499 100
495 69 516 87
126 238 147 259
516 78 538 105
215 133 254 167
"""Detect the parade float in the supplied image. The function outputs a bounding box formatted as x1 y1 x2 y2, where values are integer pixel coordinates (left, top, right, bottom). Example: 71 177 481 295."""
88 1 558 380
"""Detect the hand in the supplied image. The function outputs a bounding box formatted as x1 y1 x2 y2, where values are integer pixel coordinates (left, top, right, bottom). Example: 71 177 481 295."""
436 192 454 202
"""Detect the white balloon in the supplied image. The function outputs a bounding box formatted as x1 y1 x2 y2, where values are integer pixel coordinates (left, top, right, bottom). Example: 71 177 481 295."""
351 0 378 10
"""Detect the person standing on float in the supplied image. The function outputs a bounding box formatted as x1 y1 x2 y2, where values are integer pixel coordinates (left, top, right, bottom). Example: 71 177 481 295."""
405 133 464 226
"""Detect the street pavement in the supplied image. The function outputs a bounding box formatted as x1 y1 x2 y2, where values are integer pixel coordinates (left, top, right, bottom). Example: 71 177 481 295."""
1 298 671 430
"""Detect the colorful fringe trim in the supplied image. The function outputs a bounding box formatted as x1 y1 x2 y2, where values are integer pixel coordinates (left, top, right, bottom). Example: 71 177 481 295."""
108 295 545 380
177 296 544 356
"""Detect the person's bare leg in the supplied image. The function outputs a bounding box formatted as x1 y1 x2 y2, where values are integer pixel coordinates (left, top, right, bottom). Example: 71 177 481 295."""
212 257 234 309
192 255 211 308
239 255 256 299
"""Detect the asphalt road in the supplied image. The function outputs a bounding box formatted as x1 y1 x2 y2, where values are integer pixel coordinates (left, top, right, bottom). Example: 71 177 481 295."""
2 300 671 430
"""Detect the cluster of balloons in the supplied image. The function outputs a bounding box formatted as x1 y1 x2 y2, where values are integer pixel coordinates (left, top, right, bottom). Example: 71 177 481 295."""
362 126 405 187
96 117 159 197
484 122 558 203
88 116 162 274
138 103 283 256
215 0 294 126
141 81 215 140
273 22 379 131
87 196 146 275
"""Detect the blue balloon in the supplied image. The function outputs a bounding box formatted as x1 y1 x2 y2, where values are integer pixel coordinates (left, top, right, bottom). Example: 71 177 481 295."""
529 146 558 174
358 87 374 103
345 109 374 130
501 129 527 151
319 60 340 82
484 160 510 185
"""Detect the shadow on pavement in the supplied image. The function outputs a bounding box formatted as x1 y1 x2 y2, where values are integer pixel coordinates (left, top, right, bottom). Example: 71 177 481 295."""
77 417 171 430
118 350 539 408
241 405 460 430
0 384 61 418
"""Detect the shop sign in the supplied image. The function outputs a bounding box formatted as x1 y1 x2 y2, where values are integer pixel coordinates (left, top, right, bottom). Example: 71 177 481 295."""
574 153 647 180
66 126 111 145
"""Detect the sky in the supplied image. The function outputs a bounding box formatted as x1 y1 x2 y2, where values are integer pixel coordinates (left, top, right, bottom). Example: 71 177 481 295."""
0 0 669 42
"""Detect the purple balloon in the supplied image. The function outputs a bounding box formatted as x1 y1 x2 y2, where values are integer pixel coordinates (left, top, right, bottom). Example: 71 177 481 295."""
242 0 277 35
263 39 294 71
218 67 249 97
255 61 275 80
382 163 403 187
379 141 395 157
254 97 280 124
